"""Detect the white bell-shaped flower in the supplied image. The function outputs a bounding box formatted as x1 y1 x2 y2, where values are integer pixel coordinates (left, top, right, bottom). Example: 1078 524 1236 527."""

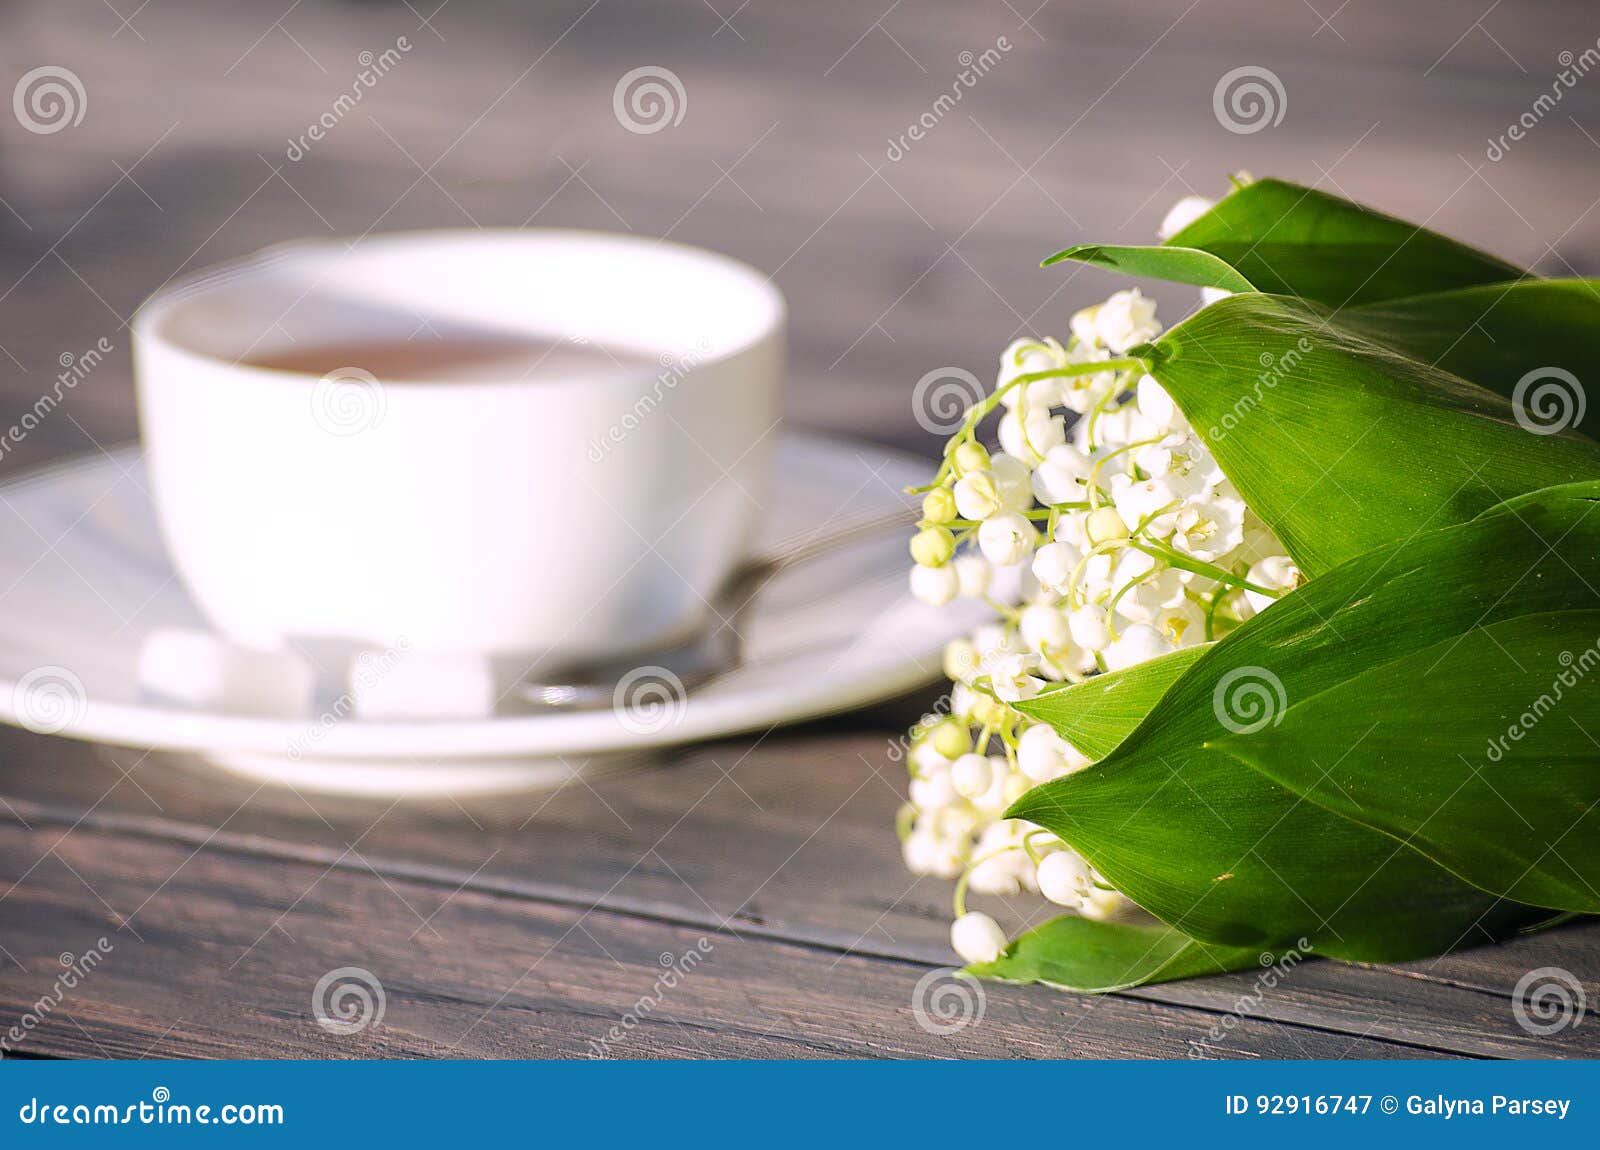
1037 849 1095 907
1135 374 1179 428
977 512 1037 566
1030 540 1081 596
909 763 958 810
989 453 1035 512
949 752 993 799
1171 496 1246 562
998 408 1066 465
1030 444 1092 505
1158 194 1213 239
1103 623 1173 671
953 554 992 598
1110 472 1180 534
910 563 959 606
997 338 1067 411
1094 288 1161 353
1244 554 1300 615
950 911 1008 964
904 830 965 878
952 471 1002 521
986 653 1042 703
1019 603 1070 654
1067 604 1111 651
1017 722 1073 781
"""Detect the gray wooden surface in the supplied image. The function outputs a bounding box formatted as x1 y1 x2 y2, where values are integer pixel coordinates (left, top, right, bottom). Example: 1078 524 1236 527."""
1 0 1598 1059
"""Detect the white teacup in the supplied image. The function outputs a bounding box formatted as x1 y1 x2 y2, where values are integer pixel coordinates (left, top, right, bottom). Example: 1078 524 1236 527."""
133 230 785 665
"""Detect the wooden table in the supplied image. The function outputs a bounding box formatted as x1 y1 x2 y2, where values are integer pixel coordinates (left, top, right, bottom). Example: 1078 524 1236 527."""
2 0 1598 1059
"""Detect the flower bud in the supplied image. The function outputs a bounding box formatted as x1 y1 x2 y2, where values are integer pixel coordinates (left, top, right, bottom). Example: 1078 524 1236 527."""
954 554 991 598
953 441 990 473
1031 541 1081 595
1085 506 1130 545
953 472 1002 521
950 911 1008 964
1019 604 1070 653
1103 622 1173 671
1078 888 1124 921
1158 194 1213 240
928 718 970 760
1037 850 1094 907
1002 772 1031 806
909 563 959 606
969 694 1009 728
909 526 956 567
921 486 957 525
1017 723 1069 781
943 639 979 681
950 752 993 799
1068 604 1111 651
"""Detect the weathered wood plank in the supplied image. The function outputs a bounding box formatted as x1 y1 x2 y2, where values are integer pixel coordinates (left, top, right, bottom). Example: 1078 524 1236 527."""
0 821 1448 1060
0 726 1590 1058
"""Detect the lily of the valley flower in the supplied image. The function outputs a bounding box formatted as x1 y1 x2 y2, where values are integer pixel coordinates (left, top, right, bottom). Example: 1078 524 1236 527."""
899 201 1300 965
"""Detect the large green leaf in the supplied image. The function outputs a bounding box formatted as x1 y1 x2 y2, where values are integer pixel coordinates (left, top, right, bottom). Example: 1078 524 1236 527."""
1044 177 1523 308
1007 482 1600 962
1340 280 1600 440
1019 645 1209 760
1141 291 1600 576
969 915 1281 993
1222 609 1600 912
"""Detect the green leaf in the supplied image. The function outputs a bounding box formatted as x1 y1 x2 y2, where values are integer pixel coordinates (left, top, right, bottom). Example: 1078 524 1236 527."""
1143 291 1600 576
1007 482 1600 962
969 915 1288 993
1044 178 1523 308
1340 280 1600 439
1042 243 1258 293
1016 645 1209 760
1220 609 1600 912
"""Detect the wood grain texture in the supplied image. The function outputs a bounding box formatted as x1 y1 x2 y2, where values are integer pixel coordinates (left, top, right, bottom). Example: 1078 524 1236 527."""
0 818 1458 1060
1 0 1597 1059
0 727 1593 1059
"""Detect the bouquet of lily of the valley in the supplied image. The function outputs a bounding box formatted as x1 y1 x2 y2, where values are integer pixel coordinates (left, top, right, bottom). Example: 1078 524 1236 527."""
900 174 1600 992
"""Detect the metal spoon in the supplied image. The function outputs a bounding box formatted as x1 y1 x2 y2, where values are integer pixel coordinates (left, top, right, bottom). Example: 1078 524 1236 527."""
508 504 918 712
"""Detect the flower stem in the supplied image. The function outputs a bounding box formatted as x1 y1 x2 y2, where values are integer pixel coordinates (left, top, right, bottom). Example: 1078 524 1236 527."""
1130 539 1279 596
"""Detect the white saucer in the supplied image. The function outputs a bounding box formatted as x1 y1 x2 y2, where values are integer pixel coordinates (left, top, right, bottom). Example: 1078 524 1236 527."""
0 432 983 795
